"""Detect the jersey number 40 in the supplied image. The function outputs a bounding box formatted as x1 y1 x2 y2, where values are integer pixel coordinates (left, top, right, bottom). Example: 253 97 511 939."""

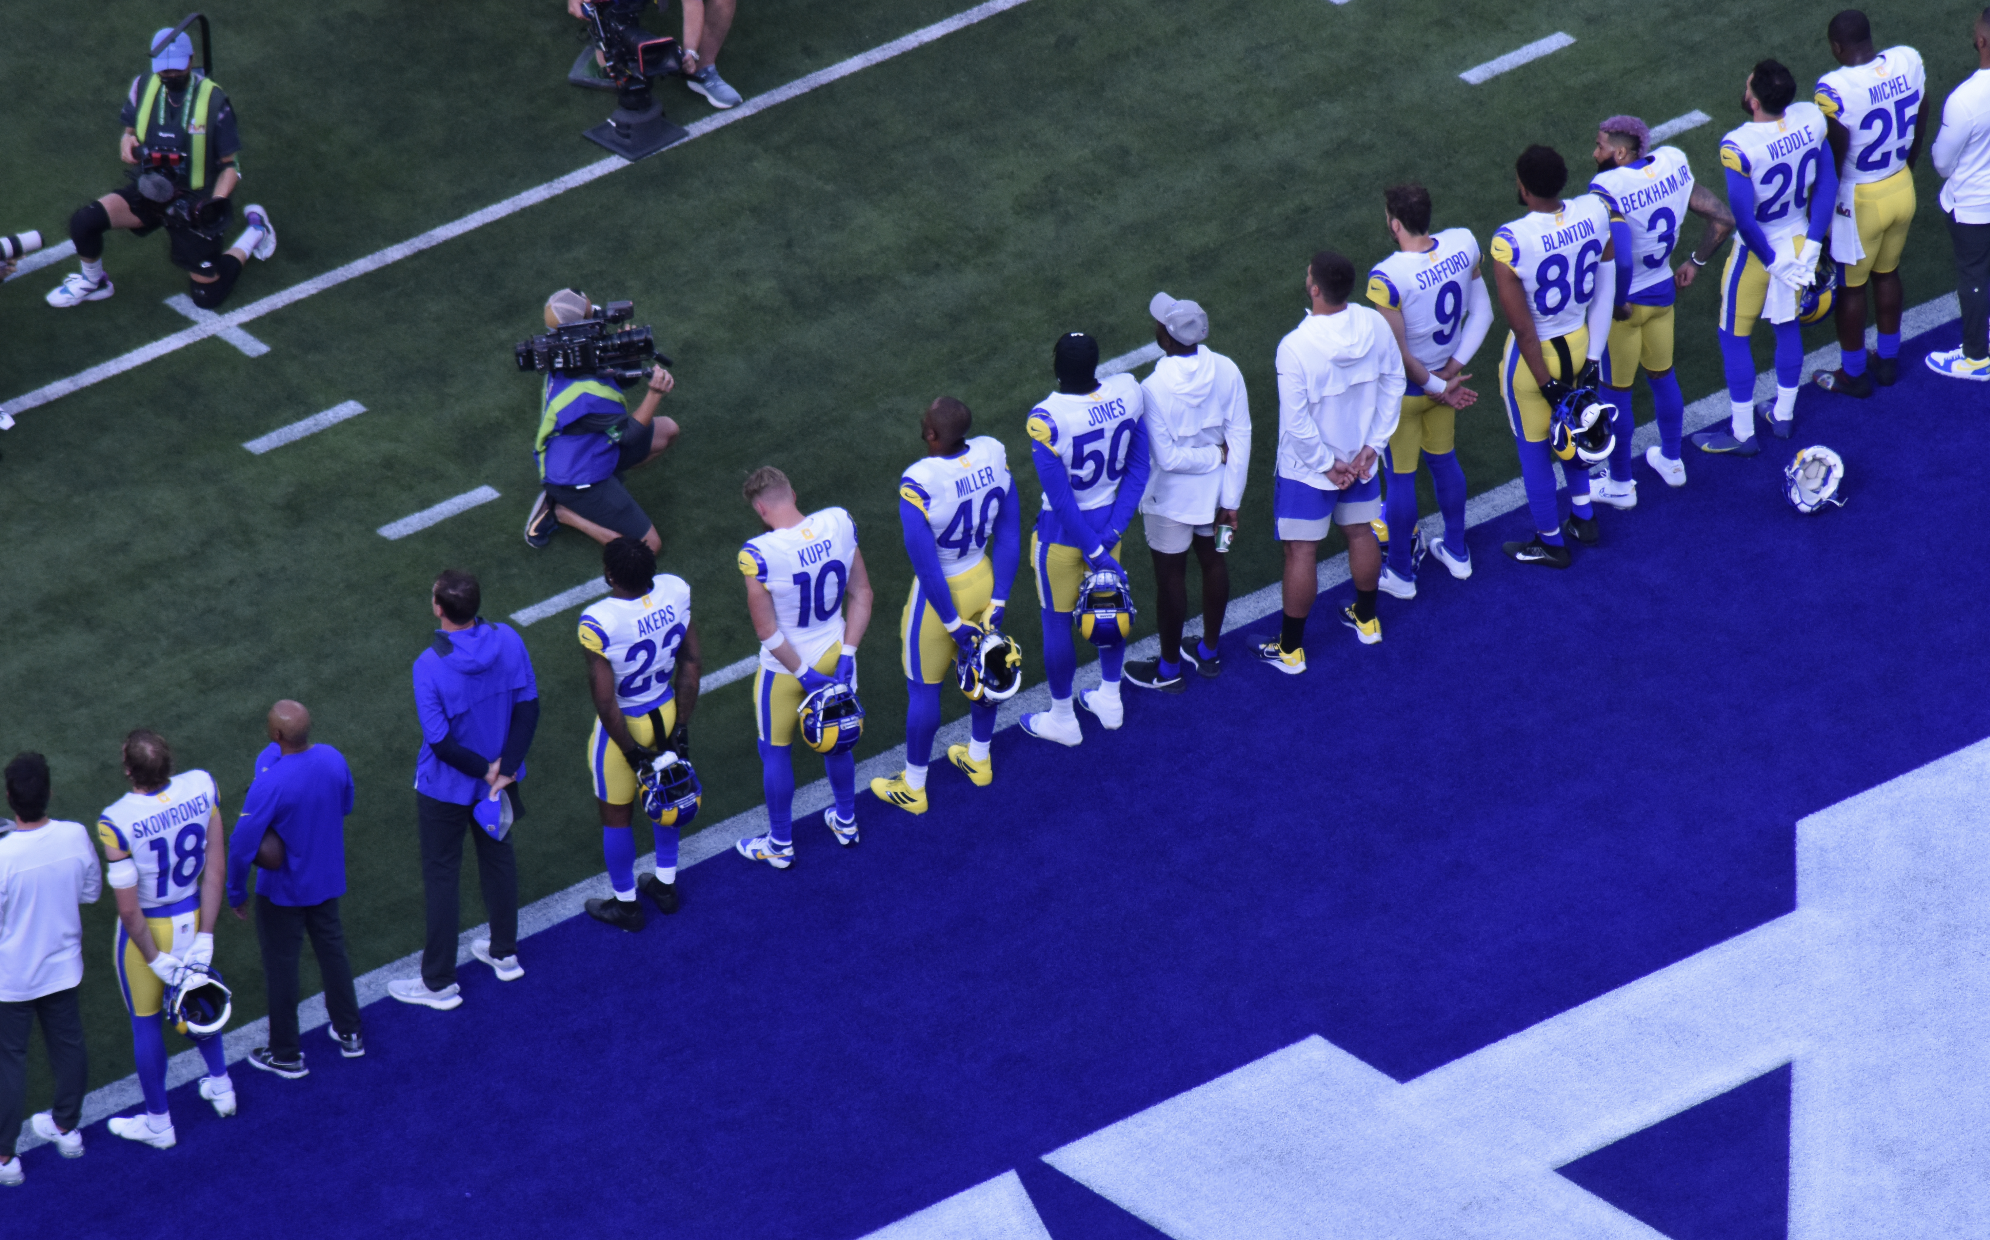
938 491 1005 557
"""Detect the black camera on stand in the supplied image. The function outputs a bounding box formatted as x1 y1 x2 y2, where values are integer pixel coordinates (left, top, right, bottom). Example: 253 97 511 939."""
515 299 672 385
575 1 690 161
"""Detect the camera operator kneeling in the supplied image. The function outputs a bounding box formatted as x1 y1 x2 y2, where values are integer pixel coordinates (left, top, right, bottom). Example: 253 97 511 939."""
45 29 275 311
526 289 680 553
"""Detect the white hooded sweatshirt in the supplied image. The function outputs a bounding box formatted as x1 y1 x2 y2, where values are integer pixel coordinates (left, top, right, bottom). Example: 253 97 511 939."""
1274 305 1405 490
1137 345 1252 525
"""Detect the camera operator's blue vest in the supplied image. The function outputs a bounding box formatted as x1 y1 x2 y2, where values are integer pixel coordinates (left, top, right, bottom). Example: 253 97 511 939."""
535 373 630 486
135 72 221 192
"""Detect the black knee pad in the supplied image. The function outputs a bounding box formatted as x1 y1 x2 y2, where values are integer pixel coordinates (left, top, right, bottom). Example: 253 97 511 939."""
188 254 242 310
70 201 111 259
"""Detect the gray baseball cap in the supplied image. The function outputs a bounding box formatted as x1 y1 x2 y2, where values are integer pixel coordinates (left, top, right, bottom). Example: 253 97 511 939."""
1149 292 1209 346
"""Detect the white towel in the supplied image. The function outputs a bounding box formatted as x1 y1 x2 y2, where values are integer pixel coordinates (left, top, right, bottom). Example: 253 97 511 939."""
1829 175 1865 265
1763 257 1799 324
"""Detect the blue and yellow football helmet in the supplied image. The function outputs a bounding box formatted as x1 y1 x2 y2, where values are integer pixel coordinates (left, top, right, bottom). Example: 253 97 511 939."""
1075 568 1135 647
1798 253 1839 325
166 962 232 1038
955 622 1024 703
800 682 865 755
637 750 702 827
1549 384 1613 467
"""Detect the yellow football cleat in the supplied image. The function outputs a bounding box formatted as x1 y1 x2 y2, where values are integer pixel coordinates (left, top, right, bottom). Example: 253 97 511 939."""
1341 604 1381 645
869 773 929 815
946 744 993 787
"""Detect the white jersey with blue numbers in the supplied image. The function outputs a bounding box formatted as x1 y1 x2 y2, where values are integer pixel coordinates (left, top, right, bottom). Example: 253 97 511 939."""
1026 373 1146 512
1815 47 1926 186
739 507 858 675
1365 227 1482 372
1490 194 1614 339
899 435 1011 578
1719 103 1830 252
578 575 691 716
97 771 218 912
1589 146 1696 299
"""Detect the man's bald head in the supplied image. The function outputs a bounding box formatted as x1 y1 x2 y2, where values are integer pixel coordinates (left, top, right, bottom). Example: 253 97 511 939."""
268 700 313 749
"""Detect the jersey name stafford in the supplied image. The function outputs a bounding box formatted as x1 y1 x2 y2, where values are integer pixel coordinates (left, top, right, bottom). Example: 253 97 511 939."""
901 436 1011 575
1368 227 1481 371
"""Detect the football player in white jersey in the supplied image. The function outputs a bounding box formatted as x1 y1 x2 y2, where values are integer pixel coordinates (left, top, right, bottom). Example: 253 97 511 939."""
1490 145 1618 568
734 467 874 868
870 398 1020 813
1367 184 1492 596
577 536 699 930
1695 59 1839 453
1589 116 1735 494
1813 11 1930 395
1018 332 1151 746
97 730 234 1148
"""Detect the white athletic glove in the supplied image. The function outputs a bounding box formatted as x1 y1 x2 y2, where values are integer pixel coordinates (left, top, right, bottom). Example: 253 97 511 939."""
1777 239 1822 292
147 951 185 985
185 932 214 970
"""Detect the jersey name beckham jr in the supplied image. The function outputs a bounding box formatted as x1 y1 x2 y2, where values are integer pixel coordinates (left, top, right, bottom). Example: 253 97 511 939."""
1491 194 1613 339
1027 373 1145 513
900 436 1011 576
739 507 859 674
1367 227 1482 373
98 770 218 910
578 575 692 716
1591 146 1696 301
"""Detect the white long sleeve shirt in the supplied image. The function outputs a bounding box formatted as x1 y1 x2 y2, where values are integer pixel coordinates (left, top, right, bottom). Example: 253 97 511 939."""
0 819 103 1002
1934 68 1990 224
1274 306 1405 490
1137 346 1251 525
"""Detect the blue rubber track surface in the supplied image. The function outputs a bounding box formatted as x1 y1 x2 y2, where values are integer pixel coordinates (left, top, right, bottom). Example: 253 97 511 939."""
11 324 1979 1237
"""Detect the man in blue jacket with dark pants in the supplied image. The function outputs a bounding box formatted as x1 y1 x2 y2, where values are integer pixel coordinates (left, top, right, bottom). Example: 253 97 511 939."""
227 700 362 1078
390 570 540 1012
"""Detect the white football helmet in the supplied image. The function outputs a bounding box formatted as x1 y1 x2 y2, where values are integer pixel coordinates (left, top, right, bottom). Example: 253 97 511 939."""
1784 445 1845 513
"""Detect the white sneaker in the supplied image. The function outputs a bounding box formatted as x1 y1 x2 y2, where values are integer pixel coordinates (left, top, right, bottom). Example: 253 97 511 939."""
1377 566 1416 599
1644 446 1687 487
472 939 523 981
108 1115 176 1149
388 977 463 1009
1077 687 1124 729
46 271 113 307
1427 538 1472 580
1926 346 1990 381
1020 709 1083 746
199 1076 237 1117
30 1112 83 1157
241 204 277 260
1589 478 1637 510
0 1156 20 1186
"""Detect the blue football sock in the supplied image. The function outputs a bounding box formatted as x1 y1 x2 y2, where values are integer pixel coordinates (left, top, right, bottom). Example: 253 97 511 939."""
1773 320 1803 388
1842 347 1867 377
1605 389 1635 482
1649 371 1684 459
132 1014 168 1116
1041 610 1076 700
1158 658 1180 679
1099 643 1125 684
1383 471 1420 576
602 825 636 895
1196 637 1219 661
825 750 856 819
904 681 941 768
194 1030 227 1077
1877 331 1900 359
1424 450 1467 552
652 815 678 872
1720 331 1756 404
758 740 795 845
1515 436 1563 537
970 699 996 744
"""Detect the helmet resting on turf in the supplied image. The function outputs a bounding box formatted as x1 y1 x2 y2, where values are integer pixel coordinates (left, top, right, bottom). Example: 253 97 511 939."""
1075 568 1135 648
166 962 232 1038
1784 445 1846 513
1549 382 1614 467
955 619 1024 703
636 750 702 827
799 681 865 755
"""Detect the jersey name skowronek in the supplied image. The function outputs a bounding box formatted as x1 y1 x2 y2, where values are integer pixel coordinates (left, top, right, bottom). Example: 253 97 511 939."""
1590 146 1696 298
1720 103 1830 251
1491 194 1614 339
578 575 692 716
739 507 859 675
98 770 218 911
1366 227 1482 373
1027 373 1146 512
1815 47 1926 186
900 435 1012 578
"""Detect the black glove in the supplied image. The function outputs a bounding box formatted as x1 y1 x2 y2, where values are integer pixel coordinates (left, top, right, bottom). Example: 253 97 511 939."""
1540 378 1573 409
1575 360 1601 391
196 196 233 229
621 743 660 773
666 724 690 759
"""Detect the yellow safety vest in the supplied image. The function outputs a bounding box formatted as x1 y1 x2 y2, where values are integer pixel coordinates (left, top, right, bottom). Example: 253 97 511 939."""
134 73 220 192
534 377 628 480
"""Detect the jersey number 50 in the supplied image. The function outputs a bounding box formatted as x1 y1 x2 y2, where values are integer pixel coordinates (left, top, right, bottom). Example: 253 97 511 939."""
1070 422 1137 490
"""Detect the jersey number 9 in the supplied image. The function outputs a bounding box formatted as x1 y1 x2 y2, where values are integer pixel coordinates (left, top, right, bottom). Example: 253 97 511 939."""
1432 280 1464 347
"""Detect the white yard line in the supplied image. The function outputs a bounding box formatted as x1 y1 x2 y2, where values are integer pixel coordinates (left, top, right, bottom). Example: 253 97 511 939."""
1098 342 1163 377
508 576 613 626
1459 33 1575 85
242 400 367 454
0 0 1042 425
1648 110 1713 144
163 294 272 357
1 239 76 282
377 485 501 540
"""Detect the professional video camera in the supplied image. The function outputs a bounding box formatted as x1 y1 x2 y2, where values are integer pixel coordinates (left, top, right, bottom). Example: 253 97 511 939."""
0 231 42 264
575 1 689 161
514 299 671 385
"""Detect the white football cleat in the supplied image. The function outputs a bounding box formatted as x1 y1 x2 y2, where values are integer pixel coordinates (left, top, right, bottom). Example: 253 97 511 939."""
1426 538 1471 580
1077 687 1124 729
46 271 113 307
108 1115 176 1149
200 1075 237 1117
242 204 277 260
1589 478 1637 510
30 1112 83 1157
1644 446 1687 487
1377 566 1416 599
1020 709 1083 746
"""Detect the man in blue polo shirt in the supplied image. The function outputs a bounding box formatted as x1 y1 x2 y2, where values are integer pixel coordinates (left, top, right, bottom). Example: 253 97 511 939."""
226 700 361 1079
391 570 540 1012
523 288 680 553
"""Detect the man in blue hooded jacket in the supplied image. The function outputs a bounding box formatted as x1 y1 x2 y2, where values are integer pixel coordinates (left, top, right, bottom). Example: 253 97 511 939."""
389 570 540 1011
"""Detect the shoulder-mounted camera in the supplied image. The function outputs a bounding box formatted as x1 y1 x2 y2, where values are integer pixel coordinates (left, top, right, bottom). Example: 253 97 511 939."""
515 298 671 385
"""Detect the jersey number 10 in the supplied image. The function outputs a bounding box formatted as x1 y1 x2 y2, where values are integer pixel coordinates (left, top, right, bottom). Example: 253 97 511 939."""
790 561 848 628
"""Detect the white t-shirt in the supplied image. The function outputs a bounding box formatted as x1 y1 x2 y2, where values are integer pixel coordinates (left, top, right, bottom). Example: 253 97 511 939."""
1935 69 1990 224
1138 346 1251 525
739 507 859 675
0 820 103 1002
578 575 692 716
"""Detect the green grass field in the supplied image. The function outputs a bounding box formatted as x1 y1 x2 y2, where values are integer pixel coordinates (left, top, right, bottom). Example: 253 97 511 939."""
0 0 1971 1098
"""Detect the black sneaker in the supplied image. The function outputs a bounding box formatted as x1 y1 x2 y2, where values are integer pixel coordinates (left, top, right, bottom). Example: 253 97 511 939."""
248 1047 308 1079
638 872 680 915
1814 367 1873 399
1560 514 1600 546
585 895 646 932
525 491 559 548
1870 352 1897 386
1122 658 1186 693
332 1030 365 1058
1504 536 1572 569
1178 643 1221 678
